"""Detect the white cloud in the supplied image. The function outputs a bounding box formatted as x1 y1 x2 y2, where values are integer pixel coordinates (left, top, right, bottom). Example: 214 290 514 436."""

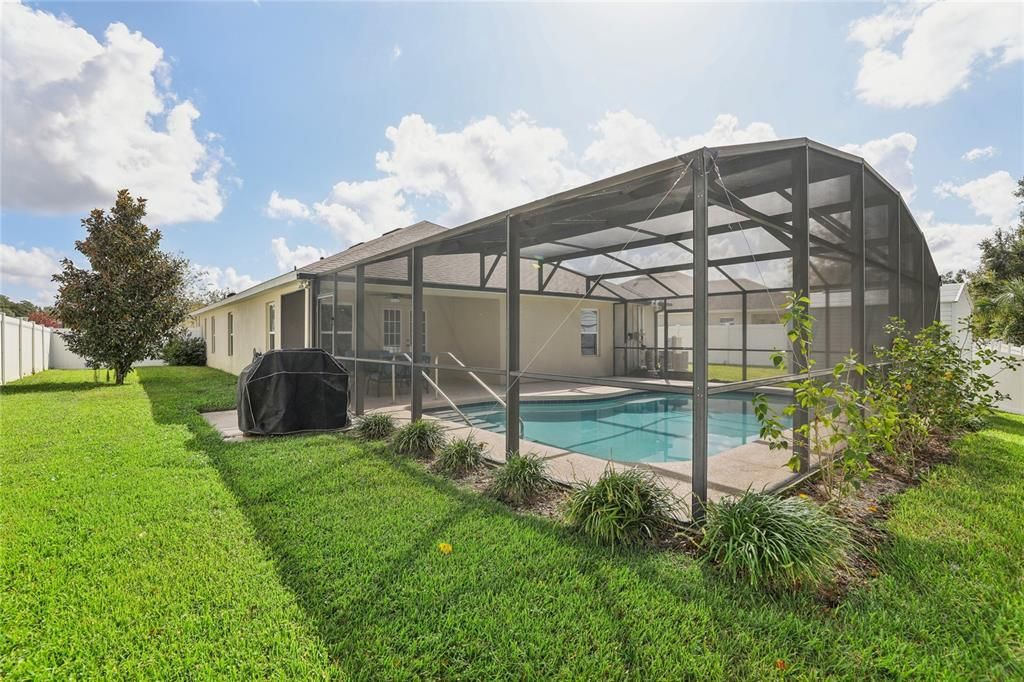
265 191 311 221
194 265 258 294
841 133 918 198
583 112 777 176
271 237 328 272
917 211 1000 275
289 111 778 246
375 111 589 226
313 178 416 244
391 45 402 61
935 170 1019 226
0 243 63 304
1 2 227 224
849 2 1023 108
962 146 996 162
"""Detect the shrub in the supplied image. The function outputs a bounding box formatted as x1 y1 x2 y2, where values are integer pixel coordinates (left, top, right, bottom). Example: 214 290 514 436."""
354 413 396 441
874 319 1020 454
753 293 878 500
436 436 485 477
161 333 206 366
700 491 852 590
490 452 548 505
564 467 679 549
391 419 447 459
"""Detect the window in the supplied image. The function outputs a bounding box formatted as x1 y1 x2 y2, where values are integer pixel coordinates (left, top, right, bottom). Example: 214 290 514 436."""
267 302 276 350
580 308 598 356
210 316 216 354
718 316 736 326
335 303 353 354
227 313 234 356
383 309 402 351
317 297 333 351
203 318 208 340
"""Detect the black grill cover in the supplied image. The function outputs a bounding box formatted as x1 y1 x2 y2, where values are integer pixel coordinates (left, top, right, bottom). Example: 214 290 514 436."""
237 348 350 435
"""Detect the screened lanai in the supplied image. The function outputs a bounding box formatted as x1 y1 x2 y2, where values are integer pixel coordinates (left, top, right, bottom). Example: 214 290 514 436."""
302 138 940 518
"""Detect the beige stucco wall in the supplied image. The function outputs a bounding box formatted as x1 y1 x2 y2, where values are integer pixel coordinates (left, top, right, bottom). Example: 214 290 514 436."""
194 280 309 375
200 279 615 381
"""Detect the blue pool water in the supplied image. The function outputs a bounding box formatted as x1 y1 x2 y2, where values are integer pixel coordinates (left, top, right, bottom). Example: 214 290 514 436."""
430 391 790 464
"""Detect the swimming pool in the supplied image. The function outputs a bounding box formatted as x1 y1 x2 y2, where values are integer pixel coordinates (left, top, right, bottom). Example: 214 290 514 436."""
429 391 791 464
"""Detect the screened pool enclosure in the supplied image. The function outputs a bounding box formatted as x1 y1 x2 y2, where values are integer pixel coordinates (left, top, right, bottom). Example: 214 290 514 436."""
302 139 940 518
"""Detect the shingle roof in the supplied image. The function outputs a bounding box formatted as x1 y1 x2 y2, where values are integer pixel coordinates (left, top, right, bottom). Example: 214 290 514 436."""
298 221 448 275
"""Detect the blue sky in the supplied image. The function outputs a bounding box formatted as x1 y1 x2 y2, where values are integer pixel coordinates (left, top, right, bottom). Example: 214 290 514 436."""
2 1 1022 304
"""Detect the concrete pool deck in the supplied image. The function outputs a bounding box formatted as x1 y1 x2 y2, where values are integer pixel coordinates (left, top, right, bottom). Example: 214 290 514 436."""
204 377 808 520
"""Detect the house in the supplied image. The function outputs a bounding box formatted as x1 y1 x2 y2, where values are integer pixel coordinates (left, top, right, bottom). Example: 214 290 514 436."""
192 139 942 515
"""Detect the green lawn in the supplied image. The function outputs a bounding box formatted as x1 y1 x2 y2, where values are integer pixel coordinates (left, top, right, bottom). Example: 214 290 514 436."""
2 367 1022 679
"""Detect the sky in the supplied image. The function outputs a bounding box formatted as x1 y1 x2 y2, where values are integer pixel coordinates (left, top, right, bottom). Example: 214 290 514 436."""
1 0 1022 305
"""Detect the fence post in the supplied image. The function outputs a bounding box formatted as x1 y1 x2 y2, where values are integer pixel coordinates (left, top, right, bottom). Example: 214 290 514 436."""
18 316 23 381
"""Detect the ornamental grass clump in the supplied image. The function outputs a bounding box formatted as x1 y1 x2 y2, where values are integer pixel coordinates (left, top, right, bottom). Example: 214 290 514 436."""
700 491 852 591
436 436 485 477
490 452 548 506
564 467 679 549
354 413 396 441
391 419 447 459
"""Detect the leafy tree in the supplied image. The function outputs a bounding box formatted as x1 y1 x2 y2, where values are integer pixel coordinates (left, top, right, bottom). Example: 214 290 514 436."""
27 310 60 328
969 177 1024 343
52 190 191 384
940 269 969 284
0 294 41 318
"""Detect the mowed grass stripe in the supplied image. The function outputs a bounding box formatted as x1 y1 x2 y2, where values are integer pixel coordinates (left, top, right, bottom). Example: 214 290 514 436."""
0 370 332 679
3 366 1023 679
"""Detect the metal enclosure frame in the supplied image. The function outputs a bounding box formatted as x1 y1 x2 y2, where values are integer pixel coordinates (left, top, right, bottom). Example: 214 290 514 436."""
304 138 940 519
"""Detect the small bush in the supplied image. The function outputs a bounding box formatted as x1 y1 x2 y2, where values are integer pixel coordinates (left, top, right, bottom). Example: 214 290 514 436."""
354 413 396 441
436 436 485 477
564 468 679 549
490 452 548 505
700 491 852 590
391 419 447 459
161 334 206 366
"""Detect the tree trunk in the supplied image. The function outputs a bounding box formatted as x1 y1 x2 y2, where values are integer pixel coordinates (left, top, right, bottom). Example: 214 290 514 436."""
115 367 127 385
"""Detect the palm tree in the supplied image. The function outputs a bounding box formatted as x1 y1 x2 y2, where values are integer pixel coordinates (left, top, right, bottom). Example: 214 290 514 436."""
994 277 1024 345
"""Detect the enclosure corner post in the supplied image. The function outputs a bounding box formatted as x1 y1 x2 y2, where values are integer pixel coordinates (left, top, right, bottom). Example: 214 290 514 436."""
411 248 424 421
852 164 866 378
505 214 521 457
354 264 365 416
692 150 710 521
791 144 811 473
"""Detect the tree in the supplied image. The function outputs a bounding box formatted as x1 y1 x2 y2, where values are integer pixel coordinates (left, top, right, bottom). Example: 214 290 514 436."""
993 278 1024 345
27 310 60 328
941 269 969 284
968 176 1024 343
52 190 191 384
0 294 41 318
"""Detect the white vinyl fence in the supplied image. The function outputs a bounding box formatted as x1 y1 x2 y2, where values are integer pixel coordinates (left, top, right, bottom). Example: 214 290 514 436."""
984 342 1024 416
0 314 166 385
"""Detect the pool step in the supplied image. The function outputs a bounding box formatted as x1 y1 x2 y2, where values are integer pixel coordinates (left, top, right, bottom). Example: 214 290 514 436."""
431 409 504 432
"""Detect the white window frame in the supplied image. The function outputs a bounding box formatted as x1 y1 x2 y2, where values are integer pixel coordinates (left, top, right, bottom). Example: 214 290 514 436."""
317 295 333 352
335 303 353 355
227 313 234 356
267 302 276 350
580 308 599 356
383 308 402 351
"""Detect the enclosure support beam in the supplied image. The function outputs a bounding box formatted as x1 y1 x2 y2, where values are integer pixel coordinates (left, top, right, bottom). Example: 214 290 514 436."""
662 300 669 380
411 248 424 421
692 150 710 521
791 145 811 473
506 215 521 457
332 273 339 356
354 265 365 415
741 292 748 381
890 200 902 323
851 166 866 375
